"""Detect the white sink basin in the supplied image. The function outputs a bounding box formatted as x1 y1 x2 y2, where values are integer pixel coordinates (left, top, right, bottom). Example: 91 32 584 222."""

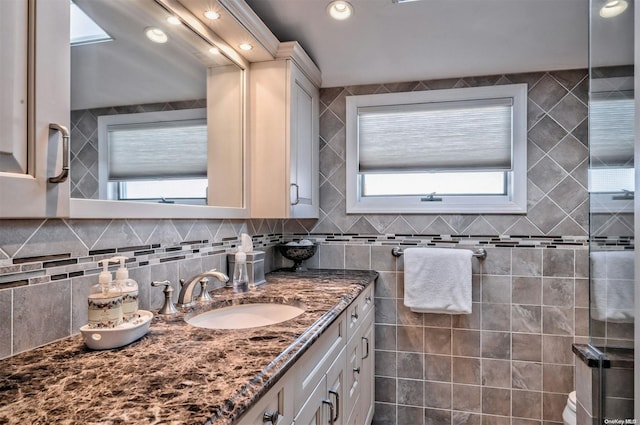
186 303 305 329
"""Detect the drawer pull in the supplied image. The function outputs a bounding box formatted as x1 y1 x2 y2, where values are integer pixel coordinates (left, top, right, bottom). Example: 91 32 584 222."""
322 399 335 425
362 336 370 359
262 410 279 423
291 183 300 205
365 295 372 303
328 389 340 421
351 311 359 320
353 367 360 374
48 123 70 183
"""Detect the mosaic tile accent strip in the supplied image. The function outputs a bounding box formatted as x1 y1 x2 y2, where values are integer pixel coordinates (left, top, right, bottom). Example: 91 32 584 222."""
283 233 591 250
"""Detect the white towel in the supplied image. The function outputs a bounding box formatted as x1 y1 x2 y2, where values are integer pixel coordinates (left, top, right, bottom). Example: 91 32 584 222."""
591 250 634 323
403 247 473 314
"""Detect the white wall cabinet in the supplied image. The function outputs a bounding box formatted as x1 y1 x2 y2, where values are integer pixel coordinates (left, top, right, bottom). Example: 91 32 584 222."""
0 0 70 218
249 42 320 219
237 285 374 425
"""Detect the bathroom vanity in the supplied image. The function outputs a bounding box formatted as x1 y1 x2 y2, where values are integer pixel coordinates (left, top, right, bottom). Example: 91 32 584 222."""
0 269 376 425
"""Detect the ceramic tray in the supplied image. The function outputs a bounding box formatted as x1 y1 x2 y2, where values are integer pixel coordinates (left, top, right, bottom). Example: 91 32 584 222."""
80 310 153 350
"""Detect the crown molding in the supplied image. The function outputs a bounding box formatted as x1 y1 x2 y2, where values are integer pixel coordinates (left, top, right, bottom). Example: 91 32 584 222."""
218 0 280 57
276 41 322 87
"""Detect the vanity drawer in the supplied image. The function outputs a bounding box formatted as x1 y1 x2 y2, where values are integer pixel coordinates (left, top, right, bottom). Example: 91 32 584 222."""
293 311 346 411
236 377 292 425
346 284 374 341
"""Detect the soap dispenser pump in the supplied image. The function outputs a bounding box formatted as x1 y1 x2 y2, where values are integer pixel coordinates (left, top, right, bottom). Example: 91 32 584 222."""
232 251 249 293
112 256 139 322
88 259 123 328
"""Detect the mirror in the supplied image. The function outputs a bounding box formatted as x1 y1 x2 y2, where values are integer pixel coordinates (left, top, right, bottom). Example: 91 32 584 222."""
69 0 245 215
588 0 635 349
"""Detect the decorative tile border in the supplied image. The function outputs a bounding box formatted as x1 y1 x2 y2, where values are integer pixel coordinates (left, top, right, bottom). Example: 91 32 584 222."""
1 231 633 291
284 233 592 250
1 239 235 290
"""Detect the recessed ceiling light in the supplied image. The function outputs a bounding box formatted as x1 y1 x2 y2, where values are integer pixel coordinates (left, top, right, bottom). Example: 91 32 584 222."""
239 43 253 51
204 10 221 20
209 46 220 55
167 16 181 25
327 0 353 20
600 0 628 17
145 27 168 44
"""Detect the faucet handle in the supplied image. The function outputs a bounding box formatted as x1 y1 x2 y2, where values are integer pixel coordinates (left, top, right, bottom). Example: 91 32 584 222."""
151 280 179 315
195 278 213 302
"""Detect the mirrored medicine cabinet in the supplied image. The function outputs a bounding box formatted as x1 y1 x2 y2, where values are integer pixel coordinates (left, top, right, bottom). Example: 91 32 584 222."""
68 0 248 218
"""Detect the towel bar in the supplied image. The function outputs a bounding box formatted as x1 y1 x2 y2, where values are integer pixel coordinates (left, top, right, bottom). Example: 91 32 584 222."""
391 246 487 260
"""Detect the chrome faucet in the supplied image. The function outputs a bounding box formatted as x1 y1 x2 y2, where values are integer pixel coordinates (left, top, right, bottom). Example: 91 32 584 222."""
177 269 229 308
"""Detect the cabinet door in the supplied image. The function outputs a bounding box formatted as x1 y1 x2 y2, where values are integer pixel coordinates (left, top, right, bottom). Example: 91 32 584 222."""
345 325 362 421
345 307 375 425
236 378 292 425
359 312 375 425
288 62 318 219
0 0 70 217
293 377 328 425
325 347 346 425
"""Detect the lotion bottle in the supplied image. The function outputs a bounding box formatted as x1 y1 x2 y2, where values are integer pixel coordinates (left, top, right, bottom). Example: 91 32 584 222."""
112 256 139 322
88 259 123 328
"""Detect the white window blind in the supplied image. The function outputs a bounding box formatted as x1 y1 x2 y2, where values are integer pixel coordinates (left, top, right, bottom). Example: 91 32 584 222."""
107 119 207 180
357 98 513 173
589 93 634 167
345 84 528 214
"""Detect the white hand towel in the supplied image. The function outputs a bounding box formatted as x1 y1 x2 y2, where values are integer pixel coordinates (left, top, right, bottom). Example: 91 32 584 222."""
403 247 473 314
591 250 634 323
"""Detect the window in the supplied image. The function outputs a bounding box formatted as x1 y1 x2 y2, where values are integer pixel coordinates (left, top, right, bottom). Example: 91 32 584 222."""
98 109 208 204
70 1 112 46
346 84 528 213
589 92 635 213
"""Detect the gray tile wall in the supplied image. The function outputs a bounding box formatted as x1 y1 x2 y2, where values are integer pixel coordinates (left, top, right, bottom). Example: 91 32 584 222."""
280 69 591 424
303 242 588 424
0 218 283 358
285 69 589 237
0 68 593 424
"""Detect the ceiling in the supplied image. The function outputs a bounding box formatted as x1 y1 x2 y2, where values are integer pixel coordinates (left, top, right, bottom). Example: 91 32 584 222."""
72 0 235 110
244 0 592 88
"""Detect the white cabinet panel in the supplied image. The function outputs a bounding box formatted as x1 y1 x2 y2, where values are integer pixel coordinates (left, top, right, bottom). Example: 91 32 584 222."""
0 0 28 175
249 49 319 219
239 284 375 425
0 0 70 218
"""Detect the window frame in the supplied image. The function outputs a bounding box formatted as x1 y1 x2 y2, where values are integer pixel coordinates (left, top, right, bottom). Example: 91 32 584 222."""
345 84 528 214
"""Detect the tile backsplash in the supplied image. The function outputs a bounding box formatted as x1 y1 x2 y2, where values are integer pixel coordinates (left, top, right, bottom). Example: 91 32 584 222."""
284 69 589 238
0 218 282 358
0 68 596 424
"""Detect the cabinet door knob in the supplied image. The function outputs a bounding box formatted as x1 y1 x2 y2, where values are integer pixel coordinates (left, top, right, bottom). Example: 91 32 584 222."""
262 410 279 423
351 311 359 320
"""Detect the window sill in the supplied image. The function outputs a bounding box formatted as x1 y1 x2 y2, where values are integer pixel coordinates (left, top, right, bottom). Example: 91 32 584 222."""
346 196 527 214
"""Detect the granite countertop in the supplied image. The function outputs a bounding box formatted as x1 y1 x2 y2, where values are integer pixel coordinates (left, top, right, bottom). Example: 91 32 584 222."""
0 269 377 425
